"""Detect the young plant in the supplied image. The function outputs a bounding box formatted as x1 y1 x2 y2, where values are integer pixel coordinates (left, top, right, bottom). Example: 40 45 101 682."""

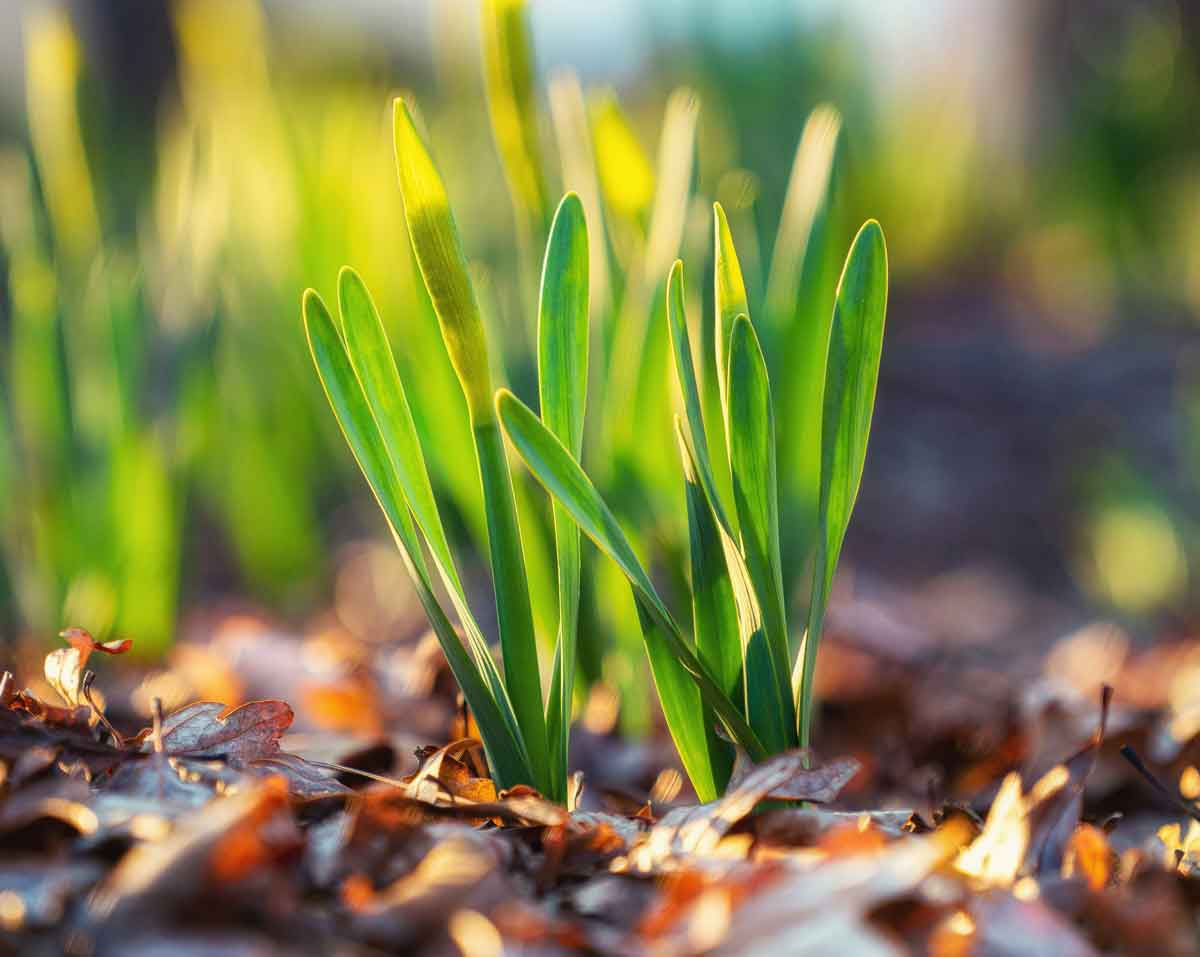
303 97 588 802
497 206 887 798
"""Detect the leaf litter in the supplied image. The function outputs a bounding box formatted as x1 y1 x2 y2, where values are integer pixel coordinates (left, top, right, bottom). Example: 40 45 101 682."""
3 622 1200 955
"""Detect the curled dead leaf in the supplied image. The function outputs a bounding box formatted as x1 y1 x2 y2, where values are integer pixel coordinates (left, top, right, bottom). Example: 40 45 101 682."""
43 629 131 710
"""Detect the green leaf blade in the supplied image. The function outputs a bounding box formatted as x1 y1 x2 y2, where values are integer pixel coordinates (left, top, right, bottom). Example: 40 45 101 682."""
798 220 889 743
667 258 793 753
482 0 550 236
635 598 730 802
496 388 768 768
335 267 460 590
713 201 749 419
302 288 534 789
665 260 734 535
475 420 550 793
394 96 548 795
537 192 590 799
769 107 843 599
392 97 494 422
727 313 794 751
677 422 740 702
331 269 512 725
538 193 589 456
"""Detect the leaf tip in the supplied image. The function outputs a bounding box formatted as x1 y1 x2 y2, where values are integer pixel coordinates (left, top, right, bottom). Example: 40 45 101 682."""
713 200 729 229
392 97 426 175
301 287 328 324
729 312 765 369
392 95 411 127
336 264 367 301
494 386 517 418
550 190 586 236
855 218 887 256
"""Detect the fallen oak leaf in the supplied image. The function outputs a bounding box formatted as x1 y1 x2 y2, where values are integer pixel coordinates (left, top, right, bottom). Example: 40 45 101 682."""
140 700 293 764
725 748 861 803
403 738 498 807
626 750 862 871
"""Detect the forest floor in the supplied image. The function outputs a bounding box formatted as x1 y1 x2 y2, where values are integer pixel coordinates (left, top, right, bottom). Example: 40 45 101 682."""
2 585 1199 956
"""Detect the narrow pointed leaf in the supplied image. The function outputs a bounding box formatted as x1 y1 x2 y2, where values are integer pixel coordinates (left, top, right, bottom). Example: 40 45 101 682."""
769 107 843 593
727 313 793 750
496 388 767 763
334 268 514 733
677 423 740 701
665 260 734 535
667 261 794 751
538 194 589 465
394 96 548 792
336 267 460 593
392 97 493 422
713 202 749 421
797 220 888 742
538 192 589 798
475 419 549 792
482 0 549 235
635 598 730 802
302 289 533 788
765 105 842 325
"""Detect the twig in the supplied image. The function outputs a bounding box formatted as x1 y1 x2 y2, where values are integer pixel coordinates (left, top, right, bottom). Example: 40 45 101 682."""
151 697 165 754
82 670 125 748
302 758 410 790
1119 745 1200 824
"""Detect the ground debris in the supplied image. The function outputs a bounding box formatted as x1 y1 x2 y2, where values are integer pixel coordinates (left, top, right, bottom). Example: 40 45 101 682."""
4 621 1200 955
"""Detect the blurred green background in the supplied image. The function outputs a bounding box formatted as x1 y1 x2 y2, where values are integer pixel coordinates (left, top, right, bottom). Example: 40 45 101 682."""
0 0 1197 698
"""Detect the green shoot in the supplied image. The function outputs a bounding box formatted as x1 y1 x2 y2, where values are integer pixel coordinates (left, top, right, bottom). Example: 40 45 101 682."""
393 98 549 794
305 101 601 803
500 204 887 795
305 85 885 803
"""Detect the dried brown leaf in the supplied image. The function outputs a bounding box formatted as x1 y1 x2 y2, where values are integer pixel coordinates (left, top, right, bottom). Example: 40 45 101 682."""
629 750 861 869
341 831 511 952
44 628 132 709
143 700 293 764
88 776 300 930
1062 824 1112 891
248 752 350 800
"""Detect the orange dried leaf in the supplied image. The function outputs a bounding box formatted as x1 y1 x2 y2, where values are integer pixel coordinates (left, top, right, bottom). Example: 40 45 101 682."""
1063 824 1111 890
